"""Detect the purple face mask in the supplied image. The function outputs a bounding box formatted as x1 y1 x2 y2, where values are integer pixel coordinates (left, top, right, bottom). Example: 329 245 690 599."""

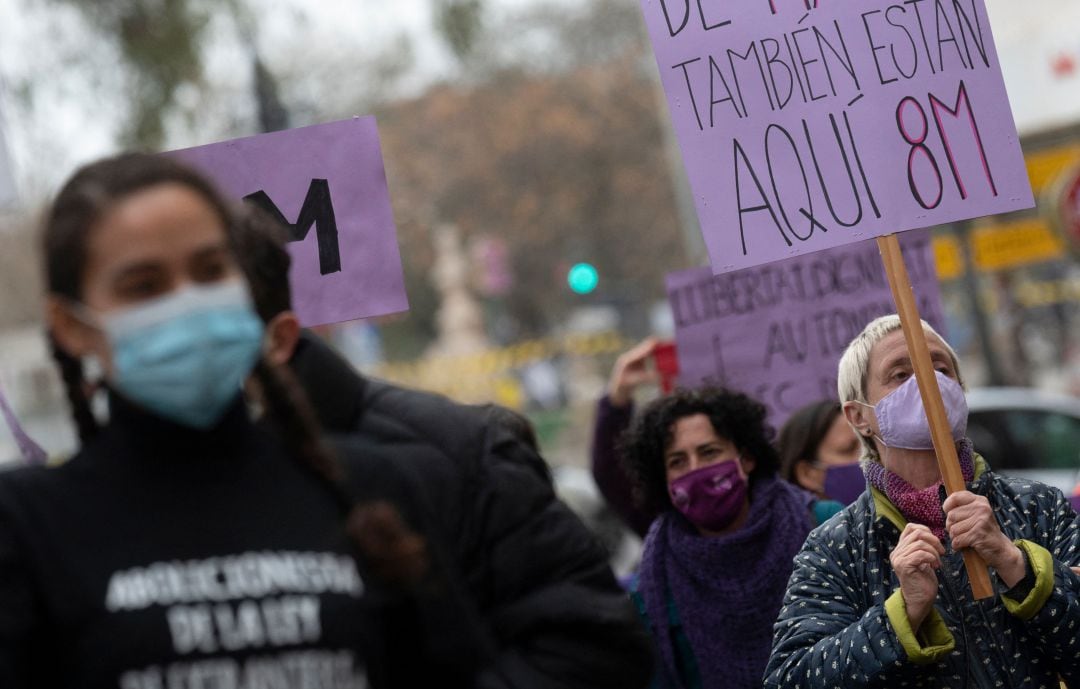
667 459 748 532
823 462 866 506
870 371 968 450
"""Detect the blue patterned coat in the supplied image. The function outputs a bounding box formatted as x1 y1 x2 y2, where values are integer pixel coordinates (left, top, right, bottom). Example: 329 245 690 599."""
764 460 1080 688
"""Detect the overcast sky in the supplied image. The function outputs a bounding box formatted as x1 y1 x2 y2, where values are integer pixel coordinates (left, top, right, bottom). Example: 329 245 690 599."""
1 0 1078 210
0 0 439 202
0 0 581 206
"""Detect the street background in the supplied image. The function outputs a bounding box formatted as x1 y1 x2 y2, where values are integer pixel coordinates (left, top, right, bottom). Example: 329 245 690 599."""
2 0 1080 471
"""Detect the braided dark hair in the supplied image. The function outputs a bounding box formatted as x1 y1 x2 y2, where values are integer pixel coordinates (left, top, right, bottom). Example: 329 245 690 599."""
253 360 429 585
48 335 99 443
233 203 293 322
42 153 427 587
620 387 780 513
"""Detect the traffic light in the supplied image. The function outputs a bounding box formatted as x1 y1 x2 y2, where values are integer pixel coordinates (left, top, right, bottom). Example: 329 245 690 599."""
567 262 599 295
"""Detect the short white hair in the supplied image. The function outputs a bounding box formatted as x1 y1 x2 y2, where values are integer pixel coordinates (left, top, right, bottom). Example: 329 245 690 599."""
836 314 963 461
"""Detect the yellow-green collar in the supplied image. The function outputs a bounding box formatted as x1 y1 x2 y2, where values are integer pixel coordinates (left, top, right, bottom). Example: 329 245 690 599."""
871 454 988 530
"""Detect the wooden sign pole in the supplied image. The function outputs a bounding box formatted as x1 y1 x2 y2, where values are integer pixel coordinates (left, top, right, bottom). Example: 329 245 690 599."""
877 233 994 600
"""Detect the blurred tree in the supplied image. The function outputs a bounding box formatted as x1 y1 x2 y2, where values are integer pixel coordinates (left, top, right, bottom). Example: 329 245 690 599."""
253 55 289 133
470 0 647 76
377 1 684 339
44 0 222 148
19 0 687 354
38 0 428 146
433 0 485 63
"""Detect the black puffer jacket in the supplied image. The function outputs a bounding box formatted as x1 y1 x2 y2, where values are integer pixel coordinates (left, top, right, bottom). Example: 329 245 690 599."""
764 458 1080 689
290 332 654 689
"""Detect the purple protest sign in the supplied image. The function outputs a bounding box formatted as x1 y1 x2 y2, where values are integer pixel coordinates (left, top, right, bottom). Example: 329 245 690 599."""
666 229 943 427
640 0 1034 273
0 383 47 465
169 117 408 327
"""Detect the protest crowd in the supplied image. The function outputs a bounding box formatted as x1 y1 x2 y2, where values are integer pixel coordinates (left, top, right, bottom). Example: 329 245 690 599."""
2 2 1080 689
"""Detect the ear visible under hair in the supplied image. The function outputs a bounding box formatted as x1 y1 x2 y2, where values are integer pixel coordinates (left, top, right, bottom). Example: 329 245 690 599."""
49 334 99 443
264 311 301 366
739 453 757 477
841 401 865 433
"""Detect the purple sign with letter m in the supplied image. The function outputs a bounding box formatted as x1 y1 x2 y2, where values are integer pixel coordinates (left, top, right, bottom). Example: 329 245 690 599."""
170 117 408 327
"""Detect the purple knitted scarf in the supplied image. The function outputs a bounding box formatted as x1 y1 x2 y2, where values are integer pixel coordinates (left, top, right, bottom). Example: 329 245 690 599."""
637 476 815 689
862 438 975 540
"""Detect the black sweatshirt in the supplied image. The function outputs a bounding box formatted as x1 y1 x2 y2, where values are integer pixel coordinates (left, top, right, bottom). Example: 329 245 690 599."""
288 333 656 689
0 394 400 689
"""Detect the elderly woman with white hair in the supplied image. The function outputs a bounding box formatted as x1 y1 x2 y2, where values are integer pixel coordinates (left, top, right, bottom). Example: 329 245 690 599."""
764 315 1080 689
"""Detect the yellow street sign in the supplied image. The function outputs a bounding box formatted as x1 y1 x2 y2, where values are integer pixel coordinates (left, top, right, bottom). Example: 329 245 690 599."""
932 219 1066 279
933 236 964 281
928 142 1080 281
970 219 1066 272
1026 145 1080 196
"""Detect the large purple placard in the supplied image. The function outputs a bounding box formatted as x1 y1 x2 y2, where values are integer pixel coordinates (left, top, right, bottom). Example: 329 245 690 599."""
666 229 944 427
170 117 408 327
641 0 1034 273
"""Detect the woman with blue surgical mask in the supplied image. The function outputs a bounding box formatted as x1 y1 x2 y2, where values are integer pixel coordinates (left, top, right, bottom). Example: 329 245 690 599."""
0 154 462 689
765 314 1080 688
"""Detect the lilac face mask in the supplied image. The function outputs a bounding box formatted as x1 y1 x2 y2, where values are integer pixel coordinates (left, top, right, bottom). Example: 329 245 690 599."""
868 371 968 451
668 459 748 532
823 462 866 506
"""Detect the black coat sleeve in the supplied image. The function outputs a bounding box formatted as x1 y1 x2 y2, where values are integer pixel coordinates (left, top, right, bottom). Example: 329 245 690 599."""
468 424 655 689
343 380 654 688
0 472 50 689
590 396 653 538
331 436 497 689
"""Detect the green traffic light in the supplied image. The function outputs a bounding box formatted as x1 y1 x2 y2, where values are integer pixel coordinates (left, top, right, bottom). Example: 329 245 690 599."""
567 262 599 294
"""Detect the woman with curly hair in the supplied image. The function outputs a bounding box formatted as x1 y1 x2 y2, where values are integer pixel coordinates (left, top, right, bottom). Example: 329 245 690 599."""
621 388 838 689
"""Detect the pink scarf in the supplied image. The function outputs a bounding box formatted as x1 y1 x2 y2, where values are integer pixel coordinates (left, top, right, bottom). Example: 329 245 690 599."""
863 439 975 541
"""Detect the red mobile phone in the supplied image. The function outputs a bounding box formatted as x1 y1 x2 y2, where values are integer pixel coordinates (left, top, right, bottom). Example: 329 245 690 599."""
652 341 680 394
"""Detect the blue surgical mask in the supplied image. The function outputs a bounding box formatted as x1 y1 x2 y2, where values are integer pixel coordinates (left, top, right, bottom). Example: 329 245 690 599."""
77 280 265 429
